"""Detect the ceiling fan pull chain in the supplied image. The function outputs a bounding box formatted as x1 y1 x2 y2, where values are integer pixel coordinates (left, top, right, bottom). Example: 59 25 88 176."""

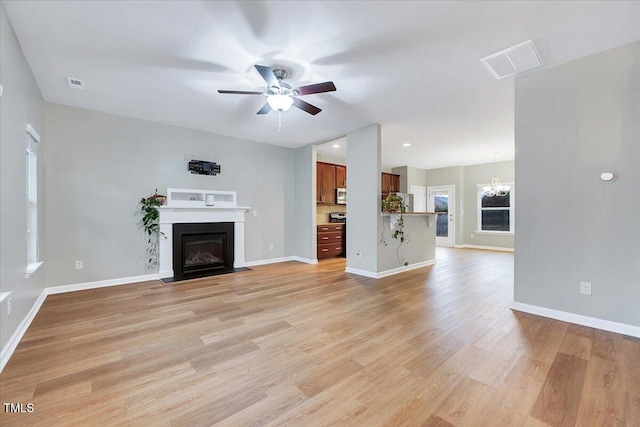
278 111 282 134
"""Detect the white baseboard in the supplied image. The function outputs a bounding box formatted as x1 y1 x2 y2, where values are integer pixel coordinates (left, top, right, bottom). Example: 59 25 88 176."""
455 244 514 252
344 267 378 278
245 256 318 266
47 273 160 295
376 259 436 278
0 290 47 373
346 259 436 279
511 301 640 338
245 257 293 267
289 256 318 265
159 269 173 279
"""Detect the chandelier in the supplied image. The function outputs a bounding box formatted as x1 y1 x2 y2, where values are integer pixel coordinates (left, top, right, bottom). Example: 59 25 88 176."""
482 152 510 197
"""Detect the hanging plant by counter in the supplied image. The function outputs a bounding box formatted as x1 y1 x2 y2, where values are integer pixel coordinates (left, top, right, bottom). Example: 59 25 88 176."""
138 189 166 271
380 193 410 266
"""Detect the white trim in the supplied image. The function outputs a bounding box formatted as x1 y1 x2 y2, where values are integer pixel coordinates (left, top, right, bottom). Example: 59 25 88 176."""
290 256 318 265
158 206 249 276
455 244 514 252
344 267 378 278
346 259 436 279
26 123 40 143
377 259 436 278
427 185 456 248
47 273 159 295
477 182 515 233
0 290 47 373
244 257 293 267
511 302 640 338
24 261 44 278
474 230 514 236
244 256 318 266
0 292 11 303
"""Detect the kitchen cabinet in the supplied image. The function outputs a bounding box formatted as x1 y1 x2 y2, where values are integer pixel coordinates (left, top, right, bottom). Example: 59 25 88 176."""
317 224 345 259
317 162 347 204
381 172 401 194
336 165 346 188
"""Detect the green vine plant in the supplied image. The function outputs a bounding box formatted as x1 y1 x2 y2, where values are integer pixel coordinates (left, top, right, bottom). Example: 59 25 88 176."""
380 194 410 266
138 189 166 271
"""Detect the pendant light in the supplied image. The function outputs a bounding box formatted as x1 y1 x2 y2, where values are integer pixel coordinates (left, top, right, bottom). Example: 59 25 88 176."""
482 152 510 197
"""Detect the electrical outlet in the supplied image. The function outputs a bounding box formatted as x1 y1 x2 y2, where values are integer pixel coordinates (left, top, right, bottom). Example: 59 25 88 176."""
580 281 592 295
253 210 258 217
356 249 361 257
75 260 83 270
470 234 475 240
7 296 11 316
269 243 274 250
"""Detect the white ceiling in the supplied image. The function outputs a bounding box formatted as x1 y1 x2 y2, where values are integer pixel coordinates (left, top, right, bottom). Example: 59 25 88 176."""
4 1 639 169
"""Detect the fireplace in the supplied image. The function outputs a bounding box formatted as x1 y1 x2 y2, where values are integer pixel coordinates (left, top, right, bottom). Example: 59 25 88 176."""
172 222 234 280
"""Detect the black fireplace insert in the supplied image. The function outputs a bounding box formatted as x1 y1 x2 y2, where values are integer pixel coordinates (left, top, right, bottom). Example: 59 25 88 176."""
172 222 234 280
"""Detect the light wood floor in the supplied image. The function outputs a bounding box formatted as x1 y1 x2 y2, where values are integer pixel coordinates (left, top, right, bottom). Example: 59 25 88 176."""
1 248 638 426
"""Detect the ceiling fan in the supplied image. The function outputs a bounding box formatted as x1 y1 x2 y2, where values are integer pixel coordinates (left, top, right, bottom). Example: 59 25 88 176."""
218 65 336 115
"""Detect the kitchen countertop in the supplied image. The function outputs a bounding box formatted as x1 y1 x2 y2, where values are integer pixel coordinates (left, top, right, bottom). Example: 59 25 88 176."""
381 211 440 216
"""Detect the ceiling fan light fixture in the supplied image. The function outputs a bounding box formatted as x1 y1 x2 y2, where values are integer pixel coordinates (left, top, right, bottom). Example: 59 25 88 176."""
267 95 294 112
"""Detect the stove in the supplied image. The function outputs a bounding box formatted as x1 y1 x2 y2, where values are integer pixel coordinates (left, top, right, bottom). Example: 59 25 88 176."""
329 212 346 223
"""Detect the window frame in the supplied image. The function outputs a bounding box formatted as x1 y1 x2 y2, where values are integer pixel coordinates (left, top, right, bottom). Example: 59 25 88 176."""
25 123 43 278
476 182 515 234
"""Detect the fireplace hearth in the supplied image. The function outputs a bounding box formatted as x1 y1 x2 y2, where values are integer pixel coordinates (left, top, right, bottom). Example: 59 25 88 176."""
172 222 234 281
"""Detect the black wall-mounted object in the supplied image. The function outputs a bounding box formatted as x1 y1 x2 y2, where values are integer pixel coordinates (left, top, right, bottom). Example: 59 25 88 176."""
189 159 221 176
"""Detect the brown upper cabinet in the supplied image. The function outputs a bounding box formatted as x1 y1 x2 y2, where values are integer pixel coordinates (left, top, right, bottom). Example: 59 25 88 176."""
317 162 347 204
336 165 346 188
381 172 401 194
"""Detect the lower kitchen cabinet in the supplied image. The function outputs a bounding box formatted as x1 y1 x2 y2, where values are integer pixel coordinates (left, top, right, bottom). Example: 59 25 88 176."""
317 224 345 260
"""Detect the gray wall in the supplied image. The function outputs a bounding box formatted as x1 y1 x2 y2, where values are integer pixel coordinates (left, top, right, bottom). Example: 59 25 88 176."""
377 215 436 272
391 165 427 194
422 162 515 249
347 124 381 273
43 103 296 286
515 41 640 326
0 4 45 351
294 144 317 261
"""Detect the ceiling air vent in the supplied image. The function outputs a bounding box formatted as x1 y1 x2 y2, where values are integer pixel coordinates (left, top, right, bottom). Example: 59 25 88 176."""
67 77 86 90
480 40 542 80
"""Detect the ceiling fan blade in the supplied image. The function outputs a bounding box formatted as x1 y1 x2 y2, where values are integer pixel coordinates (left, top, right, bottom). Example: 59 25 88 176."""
254 65 280 88
293 98 322 115
295 81 336 96
218 90 263 95
257 104 271 115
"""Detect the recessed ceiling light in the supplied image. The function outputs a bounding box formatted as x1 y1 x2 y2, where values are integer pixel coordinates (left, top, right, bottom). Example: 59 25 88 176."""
332 144 340 148
402 143 411 147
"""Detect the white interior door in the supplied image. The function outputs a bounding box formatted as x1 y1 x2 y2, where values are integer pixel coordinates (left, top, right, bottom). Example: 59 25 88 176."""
409 185 426 212
427 185 455 247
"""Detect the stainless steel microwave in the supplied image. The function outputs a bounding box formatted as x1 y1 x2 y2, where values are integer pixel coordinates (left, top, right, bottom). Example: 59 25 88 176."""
336 188 347 204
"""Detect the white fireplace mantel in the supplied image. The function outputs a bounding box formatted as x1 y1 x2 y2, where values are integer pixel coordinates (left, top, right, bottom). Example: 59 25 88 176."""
158 206 250 279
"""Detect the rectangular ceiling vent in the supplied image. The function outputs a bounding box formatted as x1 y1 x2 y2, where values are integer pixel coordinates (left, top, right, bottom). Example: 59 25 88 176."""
480 40 542 80
66 77 86 90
